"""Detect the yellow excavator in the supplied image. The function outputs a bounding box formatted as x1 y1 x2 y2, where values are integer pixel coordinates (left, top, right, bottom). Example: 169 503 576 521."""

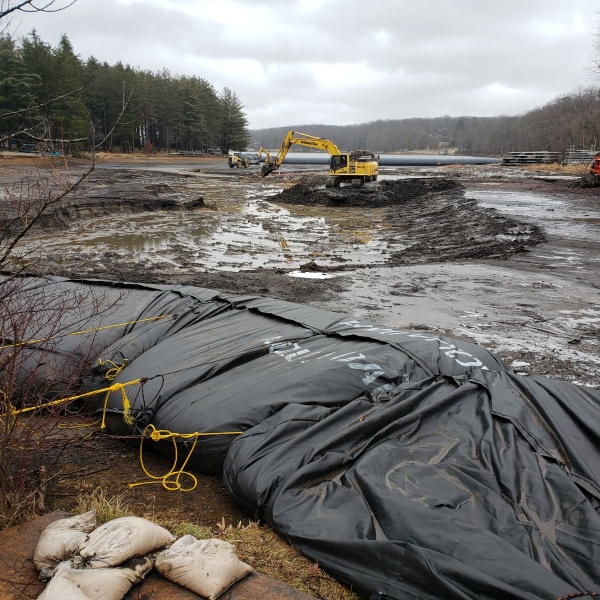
261 130 378 188
257 146 273 166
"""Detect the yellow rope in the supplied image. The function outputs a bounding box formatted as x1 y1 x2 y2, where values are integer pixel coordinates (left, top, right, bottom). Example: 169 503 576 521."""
128 424 243 492
0 314 172 350
5 350 245 493
9 379 144 427
98 358 129 380
58 419 101 429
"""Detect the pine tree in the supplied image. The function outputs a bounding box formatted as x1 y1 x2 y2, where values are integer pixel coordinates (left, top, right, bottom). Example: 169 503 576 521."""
219 87 250 152
0 35 39 149
50 34 89 148
20 29 53 107
85 57 135 151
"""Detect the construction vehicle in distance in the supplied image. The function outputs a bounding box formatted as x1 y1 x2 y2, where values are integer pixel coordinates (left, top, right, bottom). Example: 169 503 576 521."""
228 150 250 168
590 153 600 178
580 152 600 187
260 130 378 188
257 147 273 166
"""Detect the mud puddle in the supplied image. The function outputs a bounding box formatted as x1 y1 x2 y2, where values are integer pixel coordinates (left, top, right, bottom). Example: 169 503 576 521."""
19 193 395 272
17 177 543 274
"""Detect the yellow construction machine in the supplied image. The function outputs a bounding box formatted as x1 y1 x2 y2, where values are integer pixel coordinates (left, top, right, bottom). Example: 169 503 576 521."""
257 146 273 166
228 150 250 168
261 130 378 188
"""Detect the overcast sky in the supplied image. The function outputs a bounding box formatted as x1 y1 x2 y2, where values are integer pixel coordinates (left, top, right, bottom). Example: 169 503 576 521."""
7 0 600 129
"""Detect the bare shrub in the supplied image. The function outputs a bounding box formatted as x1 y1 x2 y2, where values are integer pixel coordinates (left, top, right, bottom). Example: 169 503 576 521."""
0 274 125 527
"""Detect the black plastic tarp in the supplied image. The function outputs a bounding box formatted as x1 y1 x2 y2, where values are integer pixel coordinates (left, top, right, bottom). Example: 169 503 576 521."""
90 291 507 475
9 276 600 599
225 371 600 599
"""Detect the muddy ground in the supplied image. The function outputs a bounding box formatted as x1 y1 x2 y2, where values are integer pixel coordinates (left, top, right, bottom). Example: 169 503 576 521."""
1 152 599 595
3 153 598 388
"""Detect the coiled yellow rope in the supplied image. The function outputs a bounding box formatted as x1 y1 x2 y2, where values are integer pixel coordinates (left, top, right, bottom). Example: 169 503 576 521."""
129 424 242 492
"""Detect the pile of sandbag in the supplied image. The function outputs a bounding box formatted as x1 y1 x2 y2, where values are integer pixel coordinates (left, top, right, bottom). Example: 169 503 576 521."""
34 512 253 600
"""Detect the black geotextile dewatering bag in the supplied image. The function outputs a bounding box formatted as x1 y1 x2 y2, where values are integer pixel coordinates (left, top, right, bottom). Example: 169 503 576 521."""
90 289 507 475
13 277 600 599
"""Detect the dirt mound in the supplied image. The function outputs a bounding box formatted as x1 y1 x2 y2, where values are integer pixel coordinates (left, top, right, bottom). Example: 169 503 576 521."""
273 177 461 207
271 177 545 264
385 192 545 264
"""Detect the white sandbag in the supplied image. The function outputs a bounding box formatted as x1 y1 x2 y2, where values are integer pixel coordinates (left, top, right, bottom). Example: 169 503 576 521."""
38 555 154 600
38 563 91 599
77 516 174 568
34 511 97 571
155 535 253 600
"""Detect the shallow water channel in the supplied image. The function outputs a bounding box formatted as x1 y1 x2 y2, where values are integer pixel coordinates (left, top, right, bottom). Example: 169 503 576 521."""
24 175 402 274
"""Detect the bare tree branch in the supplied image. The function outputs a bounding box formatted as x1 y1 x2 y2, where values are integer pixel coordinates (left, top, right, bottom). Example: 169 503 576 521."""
0 86 88 120
0 0 77 19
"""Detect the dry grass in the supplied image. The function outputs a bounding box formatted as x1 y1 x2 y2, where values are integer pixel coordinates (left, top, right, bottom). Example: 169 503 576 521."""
75 487 132 523
75 489 359 600
526 162 589 175
219 520 358 600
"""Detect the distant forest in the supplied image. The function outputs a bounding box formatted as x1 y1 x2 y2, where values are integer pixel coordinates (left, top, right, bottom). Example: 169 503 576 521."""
3 29 599 158
250 86 600 157
0 31 250 153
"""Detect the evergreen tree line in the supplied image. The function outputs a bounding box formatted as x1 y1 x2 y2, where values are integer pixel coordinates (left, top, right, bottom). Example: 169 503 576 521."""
0 30 250 154
251 86 600 157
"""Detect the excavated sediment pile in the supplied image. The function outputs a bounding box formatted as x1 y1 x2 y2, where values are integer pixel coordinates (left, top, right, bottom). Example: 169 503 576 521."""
274 177 546 263
274 176 461 207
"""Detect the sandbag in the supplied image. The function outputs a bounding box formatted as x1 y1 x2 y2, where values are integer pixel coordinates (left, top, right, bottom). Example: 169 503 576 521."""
77 516 174 568
34 511 97 571
38 555 154 600
155 535 253 600
38 564 91 599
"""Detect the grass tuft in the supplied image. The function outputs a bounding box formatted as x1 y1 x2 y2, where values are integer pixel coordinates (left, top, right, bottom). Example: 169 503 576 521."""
75 488 132 523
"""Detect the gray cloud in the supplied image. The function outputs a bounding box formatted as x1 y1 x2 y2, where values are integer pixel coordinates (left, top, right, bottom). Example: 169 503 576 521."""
9 0 598 128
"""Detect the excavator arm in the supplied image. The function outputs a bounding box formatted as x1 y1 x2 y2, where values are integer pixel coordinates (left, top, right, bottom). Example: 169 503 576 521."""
261 131 342 176
257 147 272 165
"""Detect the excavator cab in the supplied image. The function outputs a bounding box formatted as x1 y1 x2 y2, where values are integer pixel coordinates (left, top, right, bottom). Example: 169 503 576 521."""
330 154 348 173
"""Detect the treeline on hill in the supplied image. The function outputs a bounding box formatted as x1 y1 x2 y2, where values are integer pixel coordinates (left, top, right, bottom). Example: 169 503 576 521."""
0 31 250 154
251 86 600 157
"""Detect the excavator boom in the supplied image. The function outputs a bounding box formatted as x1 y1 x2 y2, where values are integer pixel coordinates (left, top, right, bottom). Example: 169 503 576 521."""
262 131 342 176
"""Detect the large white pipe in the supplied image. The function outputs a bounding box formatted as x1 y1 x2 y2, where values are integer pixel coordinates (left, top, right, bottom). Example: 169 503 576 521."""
275 152 501 166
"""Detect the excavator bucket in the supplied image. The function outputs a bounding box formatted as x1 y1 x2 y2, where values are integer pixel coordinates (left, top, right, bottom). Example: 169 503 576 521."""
261 163 277 177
